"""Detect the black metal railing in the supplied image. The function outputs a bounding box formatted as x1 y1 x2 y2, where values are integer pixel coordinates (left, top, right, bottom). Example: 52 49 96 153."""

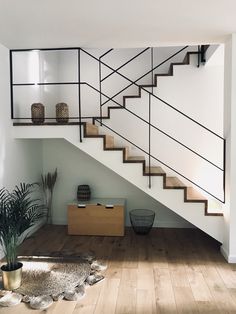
94 118 225 203
10 45 225 203
81 46 222 142
99 46 189 107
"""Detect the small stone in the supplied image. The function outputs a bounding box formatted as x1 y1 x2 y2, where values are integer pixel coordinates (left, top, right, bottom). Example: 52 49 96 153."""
30 295 53 310
52 293 64 301
64 290 79 301
0 292 22 307
75 285 85 299
86 274 105 285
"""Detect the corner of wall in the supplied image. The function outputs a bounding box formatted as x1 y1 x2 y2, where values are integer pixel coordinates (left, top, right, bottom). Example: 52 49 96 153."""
220 244 236 263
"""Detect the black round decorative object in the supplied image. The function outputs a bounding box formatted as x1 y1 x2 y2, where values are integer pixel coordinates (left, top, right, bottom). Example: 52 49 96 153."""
129 209 155 235
77 185 91 201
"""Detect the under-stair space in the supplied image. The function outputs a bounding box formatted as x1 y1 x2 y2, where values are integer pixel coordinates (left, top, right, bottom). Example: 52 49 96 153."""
13 123 224 242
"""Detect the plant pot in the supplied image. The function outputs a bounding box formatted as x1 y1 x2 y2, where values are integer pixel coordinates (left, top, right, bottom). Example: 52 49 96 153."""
1 262 23 290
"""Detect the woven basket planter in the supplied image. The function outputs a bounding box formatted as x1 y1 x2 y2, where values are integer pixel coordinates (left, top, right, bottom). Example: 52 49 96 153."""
31 103 45 124
56 103 69 123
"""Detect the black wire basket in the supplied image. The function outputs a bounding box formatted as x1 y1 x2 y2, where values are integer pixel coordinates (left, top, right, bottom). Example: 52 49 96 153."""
129 209 155 235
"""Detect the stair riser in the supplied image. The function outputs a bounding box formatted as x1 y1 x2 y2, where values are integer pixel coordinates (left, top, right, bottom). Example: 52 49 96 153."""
86 124 99 136
105 136 114 148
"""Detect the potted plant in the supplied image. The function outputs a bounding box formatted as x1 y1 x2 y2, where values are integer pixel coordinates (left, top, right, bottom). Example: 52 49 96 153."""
0 183 44 290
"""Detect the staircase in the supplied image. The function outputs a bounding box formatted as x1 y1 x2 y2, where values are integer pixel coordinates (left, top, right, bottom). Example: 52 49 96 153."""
94 47 224 202
95 50 200 117
84 122 221 217
12 45 224 243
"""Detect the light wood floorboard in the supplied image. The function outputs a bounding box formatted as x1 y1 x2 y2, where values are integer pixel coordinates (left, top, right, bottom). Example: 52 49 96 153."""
1 226 236 314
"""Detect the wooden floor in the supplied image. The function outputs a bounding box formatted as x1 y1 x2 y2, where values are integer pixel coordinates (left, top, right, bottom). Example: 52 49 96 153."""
1 226 236 314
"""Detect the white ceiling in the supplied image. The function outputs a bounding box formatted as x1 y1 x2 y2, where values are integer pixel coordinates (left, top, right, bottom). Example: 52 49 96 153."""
0 0 236 49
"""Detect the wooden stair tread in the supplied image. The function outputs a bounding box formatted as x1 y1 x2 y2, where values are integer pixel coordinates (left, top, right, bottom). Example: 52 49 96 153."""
127 156 145 161
145 166 165 174
155 73 171 77
187 187 207 201
166 177 186 188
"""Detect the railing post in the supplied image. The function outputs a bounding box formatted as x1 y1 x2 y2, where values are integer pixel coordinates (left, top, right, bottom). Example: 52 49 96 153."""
223 139 226 203
148 93 151 188
197 45 207 67
99 57 102 126
9 50 14 119
148 48 154 188
78 48 82 142
197 45 200 67
200 45 207 63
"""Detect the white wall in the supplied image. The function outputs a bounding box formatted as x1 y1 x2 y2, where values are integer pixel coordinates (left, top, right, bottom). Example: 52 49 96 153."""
0 43 43 257
42 138 193 228
12 50 63 120
0 44 43 188
221 34 236 262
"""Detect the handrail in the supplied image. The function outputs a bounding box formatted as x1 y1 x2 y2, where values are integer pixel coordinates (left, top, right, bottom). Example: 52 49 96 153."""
99 48 114 59
101 47 150 82
94 118 224 203
80 82 222 171
101 46 189 106
80 47 224 141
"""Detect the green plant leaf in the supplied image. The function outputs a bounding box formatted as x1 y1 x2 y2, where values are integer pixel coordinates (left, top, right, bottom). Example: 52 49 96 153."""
0 183 44 270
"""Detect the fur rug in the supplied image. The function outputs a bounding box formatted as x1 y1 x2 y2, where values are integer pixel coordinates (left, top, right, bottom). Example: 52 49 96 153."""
0 253 106 310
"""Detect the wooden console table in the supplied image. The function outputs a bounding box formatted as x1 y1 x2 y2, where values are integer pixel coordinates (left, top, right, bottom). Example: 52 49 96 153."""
67 198 125 236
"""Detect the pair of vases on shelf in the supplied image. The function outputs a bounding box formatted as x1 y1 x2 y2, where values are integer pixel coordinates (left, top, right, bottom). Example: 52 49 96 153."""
31 102 69 124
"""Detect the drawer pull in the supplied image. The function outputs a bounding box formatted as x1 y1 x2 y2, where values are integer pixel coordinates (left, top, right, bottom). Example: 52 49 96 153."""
105 205 114 209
